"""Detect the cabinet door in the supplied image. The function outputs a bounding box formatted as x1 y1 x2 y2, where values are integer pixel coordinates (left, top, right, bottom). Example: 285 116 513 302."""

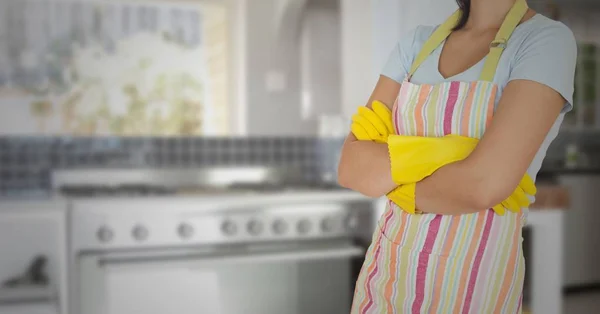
559 175 600 286
0 303 58 314
0 202 66 313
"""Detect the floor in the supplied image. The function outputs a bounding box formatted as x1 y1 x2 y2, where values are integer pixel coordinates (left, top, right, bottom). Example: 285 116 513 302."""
564 292 600 313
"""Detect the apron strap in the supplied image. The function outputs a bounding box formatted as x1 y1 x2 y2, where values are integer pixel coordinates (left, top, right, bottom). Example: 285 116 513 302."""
407 10 461 80
407 0 529 82
479 0 529 81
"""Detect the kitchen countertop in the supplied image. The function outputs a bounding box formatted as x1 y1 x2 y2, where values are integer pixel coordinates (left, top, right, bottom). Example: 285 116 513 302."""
538 167 600 175
0 185 570 211
58 190 374 213
530 185 570 210
0 200 68 214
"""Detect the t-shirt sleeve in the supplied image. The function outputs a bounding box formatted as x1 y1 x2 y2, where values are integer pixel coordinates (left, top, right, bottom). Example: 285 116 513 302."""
508 24 577 113
380 27 421 83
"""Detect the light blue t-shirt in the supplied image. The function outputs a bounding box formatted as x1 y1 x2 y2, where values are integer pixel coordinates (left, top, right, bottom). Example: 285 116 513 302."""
380 14 577 184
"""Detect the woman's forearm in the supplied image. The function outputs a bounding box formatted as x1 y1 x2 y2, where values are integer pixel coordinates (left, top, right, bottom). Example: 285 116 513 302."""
337 76 401 197
414 159 495 215
337 137 396 197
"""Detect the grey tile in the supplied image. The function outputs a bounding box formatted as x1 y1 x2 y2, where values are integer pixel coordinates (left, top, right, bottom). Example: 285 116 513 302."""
0 136 343 192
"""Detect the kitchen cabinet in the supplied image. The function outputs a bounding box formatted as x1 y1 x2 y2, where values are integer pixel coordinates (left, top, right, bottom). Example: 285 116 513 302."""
524 208 565 314
0 201 67 314
0 303 58 314
0 287 58 314
558 175 600 287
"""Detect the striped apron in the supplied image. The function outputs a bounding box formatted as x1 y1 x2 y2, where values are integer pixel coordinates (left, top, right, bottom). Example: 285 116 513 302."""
351 1 529 313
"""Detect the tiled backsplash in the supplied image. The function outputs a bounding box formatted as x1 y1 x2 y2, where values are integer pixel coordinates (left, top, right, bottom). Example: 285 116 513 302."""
0 137 345 197
1 130 600 197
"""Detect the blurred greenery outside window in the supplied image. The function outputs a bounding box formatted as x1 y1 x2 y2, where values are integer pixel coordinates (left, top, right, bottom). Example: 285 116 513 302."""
572 42 597 127
1 0 230 136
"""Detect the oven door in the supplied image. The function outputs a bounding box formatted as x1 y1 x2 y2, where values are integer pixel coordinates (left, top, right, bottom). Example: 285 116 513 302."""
77 239 363 314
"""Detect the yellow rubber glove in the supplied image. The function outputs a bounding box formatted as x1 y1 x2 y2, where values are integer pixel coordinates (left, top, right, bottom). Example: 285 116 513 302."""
497 174 537 213
388 134 479 184
352 114 385 143
387 183 420 214
387 134 536 215
350 101 394 143
350 101 424 214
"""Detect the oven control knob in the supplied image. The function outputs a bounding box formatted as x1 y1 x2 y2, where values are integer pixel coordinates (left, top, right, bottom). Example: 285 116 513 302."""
132 225 149 241
247 220 263 236
297 219 311 234
221 220 237 236
178 223 194 239
272 219 288 235
346 214 359 230
321 217 335 233
97 226 114 243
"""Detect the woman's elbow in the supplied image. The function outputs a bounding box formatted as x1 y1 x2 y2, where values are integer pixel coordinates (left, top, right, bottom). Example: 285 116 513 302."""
337 161 360 190
337 155 357 190
337 161 384 198
337 162 352 189
472 179 517 210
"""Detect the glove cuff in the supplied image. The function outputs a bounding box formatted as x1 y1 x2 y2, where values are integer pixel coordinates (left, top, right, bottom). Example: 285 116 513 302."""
387 135 405 185
387 184 417 214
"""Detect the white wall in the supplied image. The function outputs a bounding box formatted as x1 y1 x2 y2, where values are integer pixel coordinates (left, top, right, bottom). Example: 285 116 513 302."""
239 0 305 136
342 0 457 119
300 0 341 119
371 0 457 72
340 0 376 119
237 0 345 136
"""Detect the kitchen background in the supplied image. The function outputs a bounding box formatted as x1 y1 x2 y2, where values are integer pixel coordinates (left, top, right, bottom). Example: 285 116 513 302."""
0 0 599 313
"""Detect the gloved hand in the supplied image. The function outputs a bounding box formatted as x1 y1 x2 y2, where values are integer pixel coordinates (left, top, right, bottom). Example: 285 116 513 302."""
351 102 423 214
387 134 536 215
349 102 423 214
494 174 537 214
351 101 394 143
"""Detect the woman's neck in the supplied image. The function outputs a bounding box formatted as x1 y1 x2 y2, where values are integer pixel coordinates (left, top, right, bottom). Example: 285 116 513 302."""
466 0 519 31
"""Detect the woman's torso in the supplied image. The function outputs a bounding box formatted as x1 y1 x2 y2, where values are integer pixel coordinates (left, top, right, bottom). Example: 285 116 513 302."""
399 14 566 187
378 13 572 252
351 7 576 312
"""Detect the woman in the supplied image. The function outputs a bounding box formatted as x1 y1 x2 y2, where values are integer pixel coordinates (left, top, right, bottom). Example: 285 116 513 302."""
338 0 576 313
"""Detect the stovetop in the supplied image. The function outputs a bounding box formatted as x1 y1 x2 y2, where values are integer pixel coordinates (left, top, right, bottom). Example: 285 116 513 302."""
58 182 345 197
67 184 370 251
59 185 174 197
52 168 345 198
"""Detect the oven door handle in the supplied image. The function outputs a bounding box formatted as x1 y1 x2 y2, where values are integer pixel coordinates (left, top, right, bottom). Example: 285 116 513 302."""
97 245 364 267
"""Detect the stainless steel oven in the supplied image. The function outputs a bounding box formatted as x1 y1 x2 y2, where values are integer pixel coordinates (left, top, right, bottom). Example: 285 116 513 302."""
66 191 374 314
78 239 362 314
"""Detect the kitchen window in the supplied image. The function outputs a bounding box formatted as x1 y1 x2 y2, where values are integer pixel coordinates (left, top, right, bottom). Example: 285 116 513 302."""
0 0 232 136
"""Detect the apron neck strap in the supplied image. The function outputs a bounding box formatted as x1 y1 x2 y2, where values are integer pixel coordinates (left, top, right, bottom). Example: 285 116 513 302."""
407 0 529 82
407 11 461 79
480 0 529 81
